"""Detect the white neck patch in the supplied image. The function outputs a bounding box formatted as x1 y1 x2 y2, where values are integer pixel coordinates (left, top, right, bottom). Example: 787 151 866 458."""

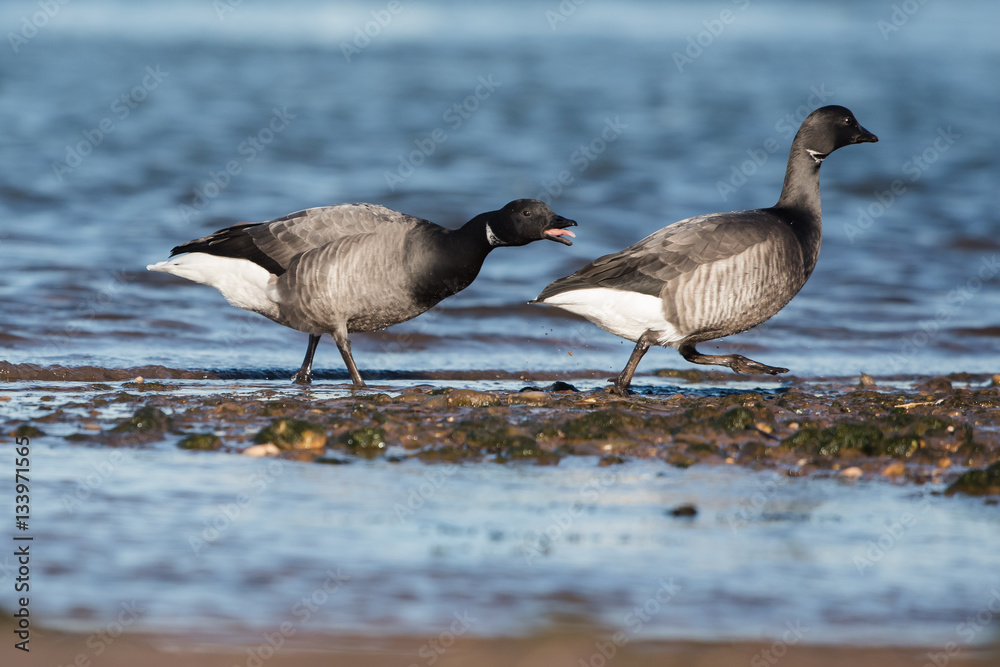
806 149 828 164
486 223 504 247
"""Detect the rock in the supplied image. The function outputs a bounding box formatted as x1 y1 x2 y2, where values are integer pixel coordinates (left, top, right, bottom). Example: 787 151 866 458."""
859 373 876 387
14 425 45 438
716 407 755 431
916 377 953 392
562 410 644 440
881 462 905 477
255 419 327 451
669 504 697 517
421 395 449 409
243 443 280 457
446 389 500 407
112 406 172 433
548 381 579 392
338 427 387 455
840 466 863 478
945 461 1000 496
508 391 551 406
178 433 221 450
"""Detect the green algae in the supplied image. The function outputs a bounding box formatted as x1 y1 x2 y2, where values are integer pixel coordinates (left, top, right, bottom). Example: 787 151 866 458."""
178 433 222 450
945 461 1000 496
562 410 645 440
112 406 172 433
338 426 386 455
14 424 45 438
716 407 756 432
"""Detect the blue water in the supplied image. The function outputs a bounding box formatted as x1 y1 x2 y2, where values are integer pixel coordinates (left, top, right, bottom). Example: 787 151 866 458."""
1 0 999 379
1 0 1000 649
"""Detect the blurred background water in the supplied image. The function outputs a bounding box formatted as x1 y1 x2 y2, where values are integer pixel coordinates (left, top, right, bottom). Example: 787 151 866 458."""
1 0 999 380
2 0 1000 651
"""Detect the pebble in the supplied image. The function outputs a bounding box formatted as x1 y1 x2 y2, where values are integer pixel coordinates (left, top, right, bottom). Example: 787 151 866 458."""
508 391 551 406
446 389 500 407
243 443 280 457
881 462 906 477
841 466 864 478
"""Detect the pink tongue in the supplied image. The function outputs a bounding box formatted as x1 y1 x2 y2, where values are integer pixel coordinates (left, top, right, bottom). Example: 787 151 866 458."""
545 228 576 238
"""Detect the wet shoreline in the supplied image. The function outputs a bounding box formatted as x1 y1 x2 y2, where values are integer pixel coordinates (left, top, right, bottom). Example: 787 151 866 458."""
5 364 1000 493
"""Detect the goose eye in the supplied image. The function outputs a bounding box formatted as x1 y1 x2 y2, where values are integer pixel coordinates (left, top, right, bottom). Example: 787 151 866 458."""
522 210 532 217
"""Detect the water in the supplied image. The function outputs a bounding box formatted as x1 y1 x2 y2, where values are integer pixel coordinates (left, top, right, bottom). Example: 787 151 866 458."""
2 0 1000 648
1 0 999 379
9 380 1000 647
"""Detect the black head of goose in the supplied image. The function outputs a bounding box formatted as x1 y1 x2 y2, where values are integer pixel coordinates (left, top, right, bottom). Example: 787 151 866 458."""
148 199 577 386
534 105 877 395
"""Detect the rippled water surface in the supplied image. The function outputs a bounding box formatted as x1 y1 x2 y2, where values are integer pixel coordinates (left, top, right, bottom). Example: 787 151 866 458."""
2 0 1000 649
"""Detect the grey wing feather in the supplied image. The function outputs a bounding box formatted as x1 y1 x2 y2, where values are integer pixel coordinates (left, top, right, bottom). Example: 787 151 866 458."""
248 203 426 270
538 211 781 300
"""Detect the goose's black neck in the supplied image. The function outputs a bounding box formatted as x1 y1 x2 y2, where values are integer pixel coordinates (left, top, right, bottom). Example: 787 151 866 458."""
405 215 496 308
771 144 825 277
775 143 823 215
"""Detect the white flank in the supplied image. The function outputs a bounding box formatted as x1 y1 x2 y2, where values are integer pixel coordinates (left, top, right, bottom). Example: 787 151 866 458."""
147 253 278 318
541 287 680 344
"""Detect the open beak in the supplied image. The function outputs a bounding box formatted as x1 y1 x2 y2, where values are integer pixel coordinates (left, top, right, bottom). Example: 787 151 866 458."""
543 216 577 246
854 125 878 144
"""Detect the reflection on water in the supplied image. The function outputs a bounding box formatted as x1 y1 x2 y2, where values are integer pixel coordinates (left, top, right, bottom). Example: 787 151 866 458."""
1 0 999 647
1 0 998 379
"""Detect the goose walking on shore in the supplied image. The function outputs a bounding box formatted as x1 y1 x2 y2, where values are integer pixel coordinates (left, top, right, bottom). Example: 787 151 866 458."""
149 199 577 386
535 105 877 394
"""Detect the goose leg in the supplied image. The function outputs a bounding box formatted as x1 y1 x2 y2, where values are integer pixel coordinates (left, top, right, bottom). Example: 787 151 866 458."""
332 326 366 388
678 341 788 375
291 334 322 385
610 331 657 396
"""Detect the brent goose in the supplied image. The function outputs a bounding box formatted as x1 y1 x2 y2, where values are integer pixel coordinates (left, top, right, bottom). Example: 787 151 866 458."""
149 200 577 386
535 105 877 394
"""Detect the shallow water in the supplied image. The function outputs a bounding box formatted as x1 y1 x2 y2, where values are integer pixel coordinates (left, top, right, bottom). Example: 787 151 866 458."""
2 0 1000 650
3 375 1000 649
4 378 999 647
1 0 999 379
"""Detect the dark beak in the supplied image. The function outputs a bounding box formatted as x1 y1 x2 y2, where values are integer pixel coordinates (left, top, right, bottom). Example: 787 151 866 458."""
542 216 577 246
854 124 878 144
